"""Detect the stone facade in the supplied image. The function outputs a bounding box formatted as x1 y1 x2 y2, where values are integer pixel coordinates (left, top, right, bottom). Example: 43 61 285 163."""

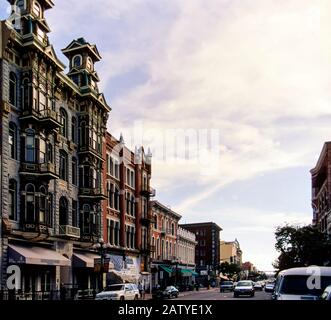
220 239 242 266
0 0 110 296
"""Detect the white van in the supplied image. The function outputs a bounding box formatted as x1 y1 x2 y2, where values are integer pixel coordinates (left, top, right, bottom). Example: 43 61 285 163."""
273 267 331 300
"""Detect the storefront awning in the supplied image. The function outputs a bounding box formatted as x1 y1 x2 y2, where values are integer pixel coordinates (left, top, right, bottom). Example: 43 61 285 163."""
159 265 173 274
72 252 100 268
180 268 193 276
192 271 199 276
8 244 70 266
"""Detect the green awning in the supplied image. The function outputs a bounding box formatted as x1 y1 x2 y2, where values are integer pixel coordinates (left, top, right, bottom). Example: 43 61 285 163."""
180 268 193 275
192 271 199 276
159 265 173 274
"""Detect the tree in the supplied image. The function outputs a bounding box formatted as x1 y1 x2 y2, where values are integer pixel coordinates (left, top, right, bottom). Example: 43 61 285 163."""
219 262 242 278
273 224 331 271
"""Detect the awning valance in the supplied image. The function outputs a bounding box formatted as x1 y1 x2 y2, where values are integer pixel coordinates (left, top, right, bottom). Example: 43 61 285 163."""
180 268 193 276
8 244 70 266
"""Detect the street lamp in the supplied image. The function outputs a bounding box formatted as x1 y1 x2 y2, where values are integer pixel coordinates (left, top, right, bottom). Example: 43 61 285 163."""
92 239 111 292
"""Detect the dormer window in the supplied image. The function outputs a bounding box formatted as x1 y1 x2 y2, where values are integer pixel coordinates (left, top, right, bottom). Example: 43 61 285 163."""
73 55 82 68
33 1 42 18
15 0 25 12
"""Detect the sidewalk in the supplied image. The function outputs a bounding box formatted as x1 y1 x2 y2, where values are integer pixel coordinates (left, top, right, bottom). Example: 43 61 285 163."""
144 287 219 300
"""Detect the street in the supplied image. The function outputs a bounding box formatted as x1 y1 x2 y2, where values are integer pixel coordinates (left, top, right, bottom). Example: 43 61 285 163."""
175 288 272 300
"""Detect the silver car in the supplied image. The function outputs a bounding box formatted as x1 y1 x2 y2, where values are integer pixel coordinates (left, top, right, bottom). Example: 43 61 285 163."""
95 283 139 301
233 281 255 298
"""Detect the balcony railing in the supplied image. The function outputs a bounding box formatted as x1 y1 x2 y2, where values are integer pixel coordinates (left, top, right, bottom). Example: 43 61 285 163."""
20 162 58 180
78 187 106 199
20 108 61 129
58 225 80 238
141 186 156 197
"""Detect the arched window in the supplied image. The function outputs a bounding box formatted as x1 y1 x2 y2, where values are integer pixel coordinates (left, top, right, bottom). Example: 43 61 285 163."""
9 72 17 107
33 1 41 18
71 116 77 143
9 122 17 160
25 129 35 163
15 0 25 12
59 196 68 226
59 150 68 181
22 78 29 110
72 157 77 186
59 108 68 137
114 186 120 210
39 186 47 223
25 183 35 223
72 55 82 68
9 179 17 220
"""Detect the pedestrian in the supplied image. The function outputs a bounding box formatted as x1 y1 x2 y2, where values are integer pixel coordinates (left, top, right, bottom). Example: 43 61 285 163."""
138 282 144 299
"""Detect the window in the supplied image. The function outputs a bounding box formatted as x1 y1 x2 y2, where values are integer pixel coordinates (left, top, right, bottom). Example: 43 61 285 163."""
9 72 17 107
114 186 120 210
15 0 25 11
33 1 41 17
114 221 120 246
60 108 68 137
25 129 35 162
59 197 68 226
9 179 17 220
72 157 77 186
22 78 29 109
25 184 35 223
171 223 175 236
39 186 47 223
48 193 53 227
73 55 82 68
71 117 77 143
131 195 135 216
79 121 87 146
39 136 46 163
72 200 78 227
39 85 46 110
82 204 91 234
107 182 114 208
107 219 115 245
47 143 53 163
114 160 119 179
86 57 93 71
9 122 17 160
59 150 68 181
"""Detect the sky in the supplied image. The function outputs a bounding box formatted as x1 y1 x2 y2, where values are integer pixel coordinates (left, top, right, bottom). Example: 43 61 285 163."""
2 0 331 270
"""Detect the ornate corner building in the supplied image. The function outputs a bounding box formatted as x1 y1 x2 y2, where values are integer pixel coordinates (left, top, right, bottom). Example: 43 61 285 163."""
0 0 136 298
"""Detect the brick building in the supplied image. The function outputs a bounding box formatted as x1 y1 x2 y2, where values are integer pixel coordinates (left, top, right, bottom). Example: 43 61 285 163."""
103 132 154 287
311 142 331 235
180 222 222 285
0 0 111 298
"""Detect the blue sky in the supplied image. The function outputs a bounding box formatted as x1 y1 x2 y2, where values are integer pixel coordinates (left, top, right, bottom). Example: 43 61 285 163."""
3 0 331 270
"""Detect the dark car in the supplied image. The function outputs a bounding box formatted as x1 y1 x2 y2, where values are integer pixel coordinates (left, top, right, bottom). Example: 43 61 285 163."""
220 281 234 292
162 286 179 299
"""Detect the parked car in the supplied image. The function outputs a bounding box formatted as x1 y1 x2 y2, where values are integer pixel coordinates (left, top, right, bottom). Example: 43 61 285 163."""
254 282 263 291
273 267 331 300
321 285 331 300
162 286 179 299
95 283 139 301
265 282 275 293
220 281 234 292
233 281 255 298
